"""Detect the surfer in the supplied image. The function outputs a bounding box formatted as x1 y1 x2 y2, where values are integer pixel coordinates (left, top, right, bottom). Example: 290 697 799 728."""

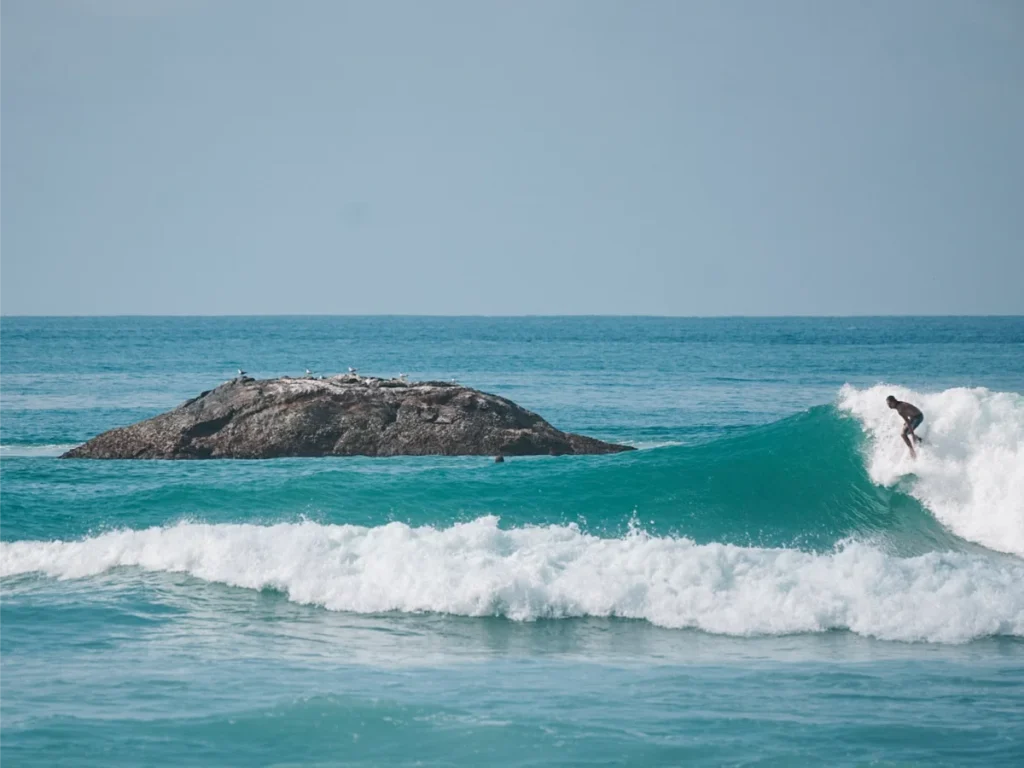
886 395 923 458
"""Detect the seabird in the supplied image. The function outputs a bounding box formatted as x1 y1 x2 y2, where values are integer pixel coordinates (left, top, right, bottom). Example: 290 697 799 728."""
348 367 358 374
237 369 247 377
305 368 313 377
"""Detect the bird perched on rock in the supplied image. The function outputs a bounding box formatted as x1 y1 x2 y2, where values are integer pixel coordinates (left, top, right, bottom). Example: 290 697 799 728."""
237 369 247 377
305 368 313 377
348 367 358 374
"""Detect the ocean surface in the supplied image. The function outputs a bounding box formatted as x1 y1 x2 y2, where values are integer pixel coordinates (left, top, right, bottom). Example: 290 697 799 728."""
2 316 1023 767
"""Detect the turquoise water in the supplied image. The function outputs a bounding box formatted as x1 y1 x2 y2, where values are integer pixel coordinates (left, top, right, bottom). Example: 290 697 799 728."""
2 316 1023 766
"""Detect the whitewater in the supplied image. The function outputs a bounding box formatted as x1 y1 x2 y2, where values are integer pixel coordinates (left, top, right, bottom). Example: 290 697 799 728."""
840 384 1024 556
3 516 1022 643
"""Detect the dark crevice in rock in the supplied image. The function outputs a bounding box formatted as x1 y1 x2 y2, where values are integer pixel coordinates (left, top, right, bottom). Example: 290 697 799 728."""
183 413 234 439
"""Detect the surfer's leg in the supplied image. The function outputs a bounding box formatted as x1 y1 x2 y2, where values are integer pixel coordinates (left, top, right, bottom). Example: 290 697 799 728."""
901 426 917 458
910 415 924 443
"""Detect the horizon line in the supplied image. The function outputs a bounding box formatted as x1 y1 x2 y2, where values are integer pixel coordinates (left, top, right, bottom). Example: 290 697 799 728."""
1 313 1022 320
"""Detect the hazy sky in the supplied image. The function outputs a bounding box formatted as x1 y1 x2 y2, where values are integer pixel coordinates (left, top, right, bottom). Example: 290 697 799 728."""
2 0 1022 315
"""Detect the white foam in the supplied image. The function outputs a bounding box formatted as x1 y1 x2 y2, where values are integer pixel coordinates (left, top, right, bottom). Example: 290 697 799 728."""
2 517 1021 643
0 444 78 458
838 385 1024 557
622 440 685 450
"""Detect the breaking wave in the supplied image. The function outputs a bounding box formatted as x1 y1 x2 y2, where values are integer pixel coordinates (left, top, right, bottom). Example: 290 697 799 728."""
839 385 1024 556
2 516 1021 644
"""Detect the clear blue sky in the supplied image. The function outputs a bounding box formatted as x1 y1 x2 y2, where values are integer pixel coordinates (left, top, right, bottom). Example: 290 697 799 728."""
2 0 1022 315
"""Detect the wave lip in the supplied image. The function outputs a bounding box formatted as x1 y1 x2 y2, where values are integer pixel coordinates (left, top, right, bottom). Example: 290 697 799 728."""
3 517 1022 644
839 385 1024 556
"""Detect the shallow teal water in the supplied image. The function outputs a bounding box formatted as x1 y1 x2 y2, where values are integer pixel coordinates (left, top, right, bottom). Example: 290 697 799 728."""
2 317 1023 766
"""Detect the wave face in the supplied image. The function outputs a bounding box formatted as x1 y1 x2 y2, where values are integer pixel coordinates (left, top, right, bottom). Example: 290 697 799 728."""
839 385 1024 556
593 405 958 554
2 517 1022 644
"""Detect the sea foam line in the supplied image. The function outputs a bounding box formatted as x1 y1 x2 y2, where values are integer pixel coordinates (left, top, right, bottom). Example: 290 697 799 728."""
2 517 1021 644
0 443 79 458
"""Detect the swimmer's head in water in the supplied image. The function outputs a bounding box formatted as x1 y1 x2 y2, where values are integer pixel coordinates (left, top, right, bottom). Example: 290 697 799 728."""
886 395 898 408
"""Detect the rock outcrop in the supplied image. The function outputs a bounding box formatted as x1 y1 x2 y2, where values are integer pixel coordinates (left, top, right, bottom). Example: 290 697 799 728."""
61 375 633 459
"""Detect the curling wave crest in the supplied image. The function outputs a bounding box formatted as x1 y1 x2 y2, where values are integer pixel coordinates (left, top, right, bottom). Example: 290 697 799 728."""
3 516 1022 644
839 385 1024 556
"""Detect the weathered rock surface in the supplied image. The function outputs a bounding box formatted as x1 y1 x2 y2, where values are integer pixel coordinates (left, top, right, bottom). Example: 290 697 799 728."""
61 375 633 459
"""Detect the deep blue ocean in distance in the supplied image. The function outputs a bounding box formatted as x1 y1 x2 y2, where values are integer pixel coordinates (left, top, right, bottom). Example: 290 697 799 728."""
2 315 1023 767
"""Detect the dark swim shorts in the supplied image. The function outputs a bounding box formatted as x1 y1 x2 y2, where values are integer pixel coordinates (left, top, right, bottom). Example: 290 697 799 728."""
908 414 924 431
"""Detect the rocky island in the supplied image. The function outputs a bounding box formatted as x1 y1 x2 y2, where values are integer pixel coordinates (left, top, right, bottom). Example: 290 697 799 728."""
61 374 633 459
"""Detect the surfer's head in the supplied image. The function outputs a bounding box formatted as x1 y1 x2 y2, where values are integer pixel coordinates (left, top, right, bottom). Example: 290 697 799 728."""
886 395 898 408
